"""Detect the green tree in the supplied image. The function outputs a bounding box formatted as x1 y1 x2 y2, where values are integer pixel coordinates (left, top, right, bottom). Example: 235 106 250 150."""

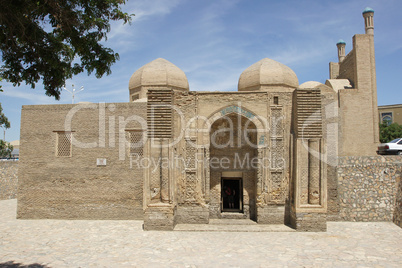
0 140 13 158
379 122 402 143
0 103 12 158
0 0 133 99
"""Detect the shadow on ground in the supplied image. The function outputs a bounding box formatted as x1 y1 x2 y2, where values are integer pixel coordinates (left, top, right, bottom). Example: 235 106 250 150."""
0 262 50 268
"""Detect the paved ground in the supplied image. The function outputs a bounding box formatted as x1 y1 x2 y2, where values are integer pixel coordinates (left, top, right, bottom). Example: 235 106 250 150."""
0 199 401 267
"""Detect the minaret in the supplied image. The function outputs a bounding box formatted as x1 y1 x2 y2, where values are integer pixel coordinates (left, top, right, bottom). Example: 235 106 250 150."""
336 39 346 62
362 7 379 145
362 7 374 35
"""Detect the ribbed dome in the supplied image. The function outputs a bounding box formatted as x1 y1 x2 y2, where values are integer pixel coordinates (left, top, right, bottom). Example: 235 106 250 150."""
129 58 189 91
238 58 299 91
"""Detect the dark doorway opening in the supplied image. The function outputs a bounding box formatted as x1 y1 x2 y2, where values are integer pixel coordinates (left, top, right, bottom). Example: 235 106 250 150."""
221 178 243 212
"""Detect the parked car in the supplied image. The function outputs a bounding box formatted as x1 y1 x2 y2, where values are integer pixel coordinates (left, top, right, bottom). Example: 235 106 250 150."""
377 138 402 155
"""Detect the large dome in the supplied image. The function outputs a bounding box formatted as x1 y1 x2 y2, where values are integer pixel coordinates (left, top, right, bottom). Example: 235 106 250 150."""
238 58 299 91
129 58 189 91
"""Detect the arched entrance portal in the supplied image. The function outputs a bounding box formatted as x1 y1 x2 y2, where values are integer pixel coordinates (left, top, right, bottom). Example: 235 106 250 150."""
209 113 258 220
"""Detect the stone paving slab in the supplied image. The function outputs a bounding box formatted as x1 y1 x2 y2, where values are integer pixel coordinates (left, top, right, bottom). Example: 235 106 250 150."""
1 199 402 267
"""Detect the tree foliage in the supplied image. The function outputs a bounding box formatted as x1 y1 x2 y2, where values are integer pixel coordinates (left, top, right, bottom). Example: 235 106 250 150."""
0 103 10 129
379 122 402 143
0 103 12 158
0 0 133 99
0 140 13 158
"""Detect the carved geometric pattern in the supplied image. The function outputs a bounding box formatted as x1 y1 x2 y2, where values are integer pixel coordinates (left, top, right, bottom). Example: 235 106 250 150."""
204 147 210 201
128 131 143 156
56 132 72 157
308 139 321 205
185 172 197 202
257 148 264 187
186 139 196 169
310 168 320 181
161 160 169 194
270 139 284 169
270 108 283 138
300 167 309 204
204 147 210 179
150 166 160 200
270 172 283 201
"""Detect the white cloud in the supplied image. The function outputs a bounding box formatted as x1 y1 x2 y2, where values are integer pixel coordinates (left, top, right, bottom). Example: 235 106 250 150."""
1 86 59 105
126 0 183 22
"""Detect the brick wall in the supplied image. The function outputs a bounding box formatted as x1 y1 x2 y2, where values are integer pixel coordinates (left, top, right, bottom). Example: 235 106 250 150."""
338 49 355 85
18 102 146 219
0 161 18 200
337 156 402 222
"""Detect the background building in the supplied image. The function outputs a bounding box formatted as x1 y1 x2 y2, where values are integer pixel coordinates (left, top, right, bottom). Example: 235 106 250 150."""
379 104 402 125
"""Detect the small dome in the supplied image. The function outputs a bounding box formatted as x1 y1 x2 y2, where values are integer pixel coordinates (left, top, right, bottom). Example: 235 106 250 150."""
238 58 298 91
299 81 323 89
299 81 335 94
129 58 189 91
337 39 346 45
362 7 374 14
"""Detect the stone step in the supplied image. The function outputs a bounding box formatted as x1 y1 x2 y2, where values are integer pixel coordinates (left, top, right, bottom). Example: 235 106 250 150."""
220 212 247 219
209 219 257 225
174 222 296 232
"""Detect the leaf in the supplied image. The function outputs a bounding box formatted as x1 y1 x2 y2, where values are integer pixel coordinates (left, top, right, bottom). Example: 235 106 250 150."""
0 0 133 99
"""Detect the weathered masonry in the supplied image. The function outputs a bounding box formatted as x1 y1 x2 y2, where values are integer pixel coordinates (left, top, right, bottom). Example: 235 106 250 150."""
18 8 392 231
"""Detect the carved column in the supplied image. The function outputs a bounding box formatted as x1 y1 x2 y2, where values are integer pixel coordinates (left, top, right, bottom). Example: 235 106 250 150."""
290 89 327 231
184 138 197 203
144 88 175 230
204 146 210 203
149 139 161 202
308 139 320 204
160 140 170 203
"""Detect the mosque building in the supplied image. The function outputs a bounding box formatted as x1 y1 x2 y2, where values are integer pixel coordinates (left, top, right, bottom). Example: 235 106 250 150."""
17 8 381 231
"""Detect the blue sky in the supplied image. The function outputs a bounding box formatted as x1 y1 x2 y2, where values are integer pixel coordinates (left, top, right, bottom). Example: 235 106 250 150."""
1 0 401 142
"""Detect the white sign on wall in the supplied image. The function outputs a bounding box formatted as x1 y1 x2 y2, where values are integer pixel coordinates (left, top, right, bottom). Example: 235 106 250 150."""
97 158 107 166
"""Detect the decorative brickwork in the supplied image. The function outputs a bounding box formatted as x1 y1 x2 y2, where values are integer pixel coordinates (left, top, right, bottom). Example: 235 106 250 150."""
185 139 196 170
268 106 286 204
185 172 197 202
147 89 173 138
184 138 198 203
127 130 144 156
295 90 322 138
270 171 283 202
291 89 326 231
56 132 72 157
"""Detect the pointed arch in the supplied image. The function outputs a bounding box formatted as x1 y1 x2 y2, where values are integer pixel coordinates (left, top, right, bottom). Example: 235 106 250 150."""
201 104 269 147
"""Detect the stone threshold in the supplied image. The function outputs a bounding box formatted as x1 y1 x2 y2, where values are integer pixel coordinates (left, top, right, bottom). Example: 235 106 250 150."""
174 219 296 232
